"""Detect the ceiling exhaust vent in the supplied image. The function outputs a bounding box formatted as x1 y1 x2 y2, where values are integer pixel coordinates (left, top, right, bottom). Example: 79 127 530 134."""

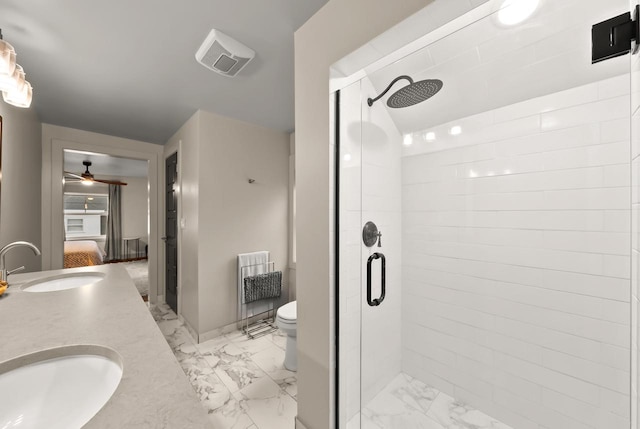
195 29 255 77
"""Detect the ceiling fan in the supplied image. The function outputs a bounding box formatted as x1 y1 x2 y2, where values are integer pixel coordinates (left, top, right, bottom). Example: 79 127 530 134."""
64 161 128 186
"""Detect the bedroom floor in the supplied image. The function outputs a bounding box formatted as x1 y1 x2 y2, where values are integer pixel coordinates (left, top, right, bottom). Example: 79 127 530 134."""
150 303 297 429
121 259 148 299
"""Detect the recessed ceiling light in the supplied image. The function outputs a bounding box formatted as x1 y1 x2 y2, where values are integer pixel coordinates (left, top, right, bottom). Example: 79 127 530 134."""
343 153 352 161
497 0 539 26
449 126 462 136
403 134 413 146
424 132 436 142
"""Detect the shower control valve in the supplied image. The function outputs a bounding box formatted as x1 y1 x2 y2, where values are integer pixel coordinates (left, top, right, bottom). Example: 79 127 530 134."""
363 221 381 248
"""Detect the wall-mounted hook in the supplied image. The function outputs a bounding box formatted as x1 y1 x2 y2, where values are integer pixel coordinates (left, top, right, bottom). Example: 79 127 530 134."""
248 179 255 184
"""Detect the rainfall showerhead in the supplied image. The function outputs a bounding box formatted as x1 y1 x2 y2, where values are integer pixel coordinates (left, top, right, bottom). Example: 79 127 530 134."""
367 75 443 108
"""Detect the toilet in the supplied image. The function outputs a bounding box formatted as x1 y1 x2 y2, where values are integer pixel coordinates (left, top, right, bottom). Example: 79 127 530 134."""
275 300 297 371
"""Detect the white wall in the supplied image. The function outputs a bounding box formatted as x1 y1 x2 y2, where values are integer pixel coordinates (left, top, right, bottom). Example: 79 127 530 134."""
0 103 41 273
166 110 290 339
401 75 630 429
119 176 149 250
197 109 289 335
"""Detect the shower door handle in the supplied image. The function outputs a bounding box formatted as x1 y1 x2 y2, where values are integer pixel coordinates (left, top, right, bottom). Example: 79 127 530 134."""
366 252 386 307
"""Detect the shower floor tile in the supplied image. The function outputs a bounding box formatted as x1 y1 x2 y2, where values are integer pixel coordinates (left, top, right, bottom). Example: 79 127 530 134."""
151 303 296 429
350 373 513 429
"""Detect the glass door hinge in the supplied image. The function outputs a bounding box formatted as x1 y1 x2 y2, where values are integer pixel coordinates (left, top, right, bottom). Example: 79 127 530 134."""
592 4 640 64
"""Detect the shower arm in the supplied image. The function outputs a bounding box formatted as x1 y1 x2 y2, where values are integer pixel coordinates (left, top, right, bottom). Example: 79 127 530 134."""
367 75 414 106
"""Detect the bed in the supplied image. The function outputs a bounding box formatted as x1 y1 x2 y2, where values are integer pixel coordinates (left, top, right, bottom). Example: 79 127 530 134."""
64 240 105 268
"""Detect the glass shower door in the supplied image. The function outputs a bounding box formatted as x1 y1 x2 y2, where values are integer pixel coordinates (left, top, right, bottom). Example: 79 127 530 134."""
345 0 634 428
358 76 404 428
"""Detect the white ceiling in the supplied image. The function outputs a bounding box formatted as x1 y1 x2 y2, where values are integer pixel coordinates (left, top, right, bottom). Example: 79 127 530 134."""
1 0 328 144
64 150 148 178
366 0 630 134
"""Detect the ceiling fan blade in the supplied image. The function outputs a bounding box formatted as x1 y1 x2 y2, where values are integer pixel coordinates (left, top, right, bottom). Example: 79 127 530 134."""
94 178 128 186
68 163 127 186
64 171 84 180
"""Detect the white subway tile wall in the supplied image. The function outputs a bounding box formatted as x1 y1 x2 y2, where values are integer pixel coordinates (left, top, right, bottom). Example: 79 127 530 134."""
632 1 640 427
402 75 631 429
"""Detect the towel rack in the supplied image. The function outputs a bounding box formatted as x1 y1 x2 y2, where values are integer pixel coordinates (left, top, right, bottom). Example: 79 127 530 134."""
239 261 278 339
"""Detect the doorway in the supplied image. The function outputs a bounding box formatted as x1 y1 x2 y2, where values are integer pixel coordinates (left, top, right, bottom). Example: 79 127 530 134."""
42 133 162 303
165 152 178 313
63 149 151 298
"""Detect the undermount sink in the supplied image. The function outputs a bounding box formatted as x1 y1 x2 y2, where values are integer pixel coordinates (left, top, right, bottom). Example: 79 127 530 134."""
0 345 123 429
21 272 105 292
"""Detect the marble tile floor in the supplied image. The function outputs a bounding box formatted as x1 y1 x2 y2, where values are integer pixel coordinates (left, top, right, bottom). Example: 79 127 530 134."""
349 373 514 429
150 303 508 429
150 303 297 429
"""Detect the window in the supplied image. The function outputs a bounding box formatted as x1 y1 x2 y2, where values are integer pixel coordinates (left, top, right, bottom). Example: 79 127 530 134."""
63 194 108 212
63 193 108 238
66 218 84 233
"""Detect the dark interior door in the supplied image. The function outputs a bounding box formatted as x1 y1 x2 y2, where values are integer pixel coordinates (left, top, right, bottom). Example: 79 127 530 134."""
165 152 178 313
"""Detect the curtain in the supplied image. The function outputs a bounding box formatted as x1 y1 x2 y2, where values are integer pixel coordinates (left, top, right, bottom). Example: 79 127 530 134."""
104 184 122 261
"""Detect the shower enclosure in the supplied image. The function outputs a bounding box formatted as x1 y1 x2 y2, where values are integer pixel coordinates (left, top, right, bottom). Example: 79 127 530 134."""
335 0 636 428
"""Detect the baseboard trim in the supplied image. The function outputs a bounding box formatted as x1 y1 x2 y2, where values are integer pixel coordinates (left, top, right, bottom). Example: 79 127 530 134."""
178 314 199 343
295 416 309 429
198 321 239 343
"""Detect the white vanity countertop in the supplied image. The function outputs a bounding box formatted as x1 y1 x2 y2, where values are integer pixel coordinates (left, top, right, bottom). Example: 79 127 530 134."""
0 264 213 428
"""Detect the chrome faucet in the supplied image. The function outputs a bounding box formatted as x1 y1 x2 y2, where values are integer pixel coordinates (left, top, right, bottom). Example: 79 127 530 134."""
0 241 41 282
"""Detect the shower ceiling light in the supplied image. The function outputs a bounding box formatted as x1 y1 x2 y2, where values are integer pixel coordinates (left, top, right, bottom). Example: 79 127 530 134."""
0 29 33 108
343 153 352 161
403 134 413 146
424 132 436 142
497 0 539 26
449 126 462 135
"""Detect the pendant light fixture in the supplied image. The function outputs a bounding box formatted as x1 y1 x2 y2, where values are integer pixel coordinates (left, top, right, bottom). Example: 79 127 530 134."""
0 29 32 108
3 79 32 108
0 29 16 92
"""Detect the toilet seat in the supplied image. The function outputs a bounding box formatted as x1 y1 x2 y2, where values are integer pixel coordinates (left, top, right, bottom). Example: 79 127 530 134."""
277 301 297 321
